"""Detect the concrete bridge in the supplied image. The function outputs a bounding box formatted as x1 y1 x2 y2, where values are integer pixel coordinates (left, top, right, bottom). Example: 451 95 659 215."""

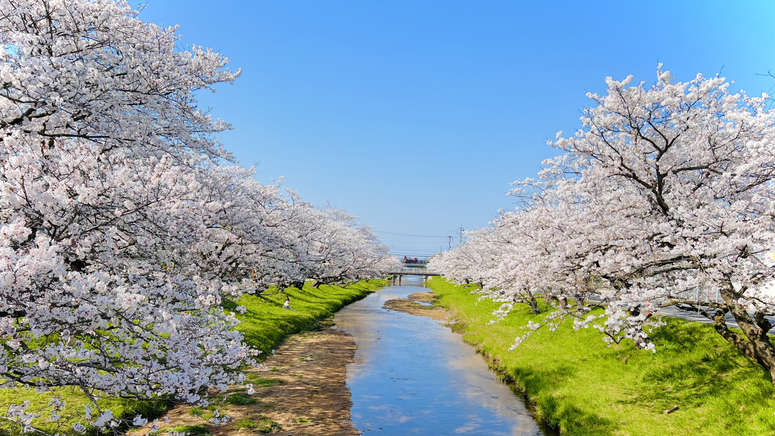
387 266 441 285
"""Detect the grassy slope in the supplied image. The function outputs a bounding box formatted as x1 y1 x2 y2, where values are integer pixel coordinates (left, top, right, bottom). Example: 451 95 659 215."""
231 280 386 355
0 280 385 435
427 277 775 436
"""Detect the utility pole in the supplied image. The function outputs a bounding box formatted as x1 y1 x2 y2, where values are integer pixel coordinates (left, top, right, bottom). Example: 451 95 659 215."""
459 225 464 246
448 235 452 251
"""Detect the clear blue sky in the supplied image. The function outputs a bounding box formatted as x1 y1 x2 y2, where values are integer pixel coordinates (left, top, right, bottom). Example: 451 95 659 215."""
139 0 774 258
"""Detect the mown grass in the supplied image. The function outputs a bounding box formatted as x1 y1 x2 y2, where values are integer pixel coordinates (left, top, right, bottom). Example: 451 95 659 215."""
230 280 386 355
426 277 775 436
0 280 385 436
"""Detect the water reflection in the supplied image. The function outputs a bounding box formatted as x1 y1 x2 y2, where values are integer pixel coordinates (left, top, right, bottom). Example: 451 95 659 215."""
334 283 547 435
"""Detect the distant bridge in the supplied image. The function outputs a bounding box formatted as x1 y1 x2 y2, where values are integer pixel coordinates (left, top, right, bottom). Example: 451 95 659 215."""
387 265 440 285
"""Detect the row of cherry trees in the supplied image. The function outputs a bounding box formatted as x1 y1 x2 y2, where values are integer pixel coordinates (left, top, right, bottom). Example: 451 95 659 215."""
430 68 775 381
0 0 398 432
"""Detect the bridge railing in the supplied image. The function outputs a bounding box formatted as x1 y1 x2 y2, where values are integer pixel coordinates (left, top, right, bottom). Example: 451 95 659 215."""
388 268 441 275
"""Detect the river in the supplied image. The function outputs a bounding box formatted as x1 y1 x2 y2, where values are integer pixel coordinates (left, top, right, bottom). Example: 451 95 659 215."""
333 280 552 435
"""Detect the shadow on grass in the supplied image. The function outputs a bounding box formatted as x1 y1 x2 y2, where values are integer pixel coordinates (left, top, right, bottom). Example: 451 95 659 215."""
508 364 619 436
233 281 383 355
621 318 774 413
526 363 576 387
539 397 618 436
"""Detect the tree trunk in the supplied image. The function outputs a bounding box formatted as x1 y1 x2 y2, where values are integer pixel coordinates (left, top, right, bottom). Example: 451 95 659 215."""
715 286 775 383
527 294 540 315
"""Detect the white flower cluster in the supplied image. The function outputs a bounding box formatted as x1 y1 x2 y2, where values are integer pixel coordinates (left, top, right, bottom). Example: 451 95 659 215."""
431 67 775 377
6 401 39 430
0 0 400 432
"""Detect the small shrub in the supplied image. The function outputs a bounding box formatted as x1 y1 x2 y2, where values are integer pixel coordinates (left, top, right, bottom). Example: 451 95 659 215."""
168 425 210 436
245 375 284 386
234 418 281 433
188 407 214 420
223 393 257 406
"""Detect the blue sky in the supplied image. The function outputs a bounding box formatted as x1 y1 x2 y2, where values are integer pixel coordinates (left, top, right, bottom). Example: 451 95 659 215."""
139 0 774 258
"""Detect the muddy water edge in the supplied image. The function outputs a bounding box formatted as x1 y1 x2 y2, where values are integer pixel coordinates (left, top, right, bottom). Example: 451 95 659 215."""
334 280 557 436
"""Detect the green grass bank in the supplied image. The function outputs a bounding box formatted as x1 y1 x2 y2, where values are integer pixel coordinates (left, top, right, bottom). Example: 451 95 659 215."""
0 280 386 436
230 279 387 355
426 277 775 436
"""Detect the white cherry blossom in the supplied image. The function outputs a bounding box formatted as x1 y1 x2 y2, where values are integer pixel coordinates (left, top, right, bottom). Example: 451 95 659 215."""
432 67 775 381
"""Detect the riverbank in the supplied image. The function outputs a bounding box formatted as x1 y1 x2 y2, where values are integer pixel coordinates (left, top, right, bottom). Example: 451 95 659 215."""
137 325 361 436
425 277 775 436
138 280 387 436
232 280 388 356
0 280 385 436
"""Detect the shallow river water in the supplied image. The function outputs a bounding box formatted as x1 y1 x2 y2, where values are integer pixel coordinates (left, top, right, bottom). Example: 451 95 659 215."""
334 282 552 436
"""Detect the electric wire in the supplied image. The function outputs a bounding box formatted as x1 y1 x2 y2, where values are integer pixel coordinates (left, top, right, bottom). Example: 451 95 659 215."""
374 230 450 238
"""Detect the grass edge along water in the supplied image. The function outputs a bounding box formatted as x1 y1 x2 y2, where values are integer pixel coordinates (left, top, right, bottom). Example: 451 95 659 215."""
425 276 775 436
0 280 386 436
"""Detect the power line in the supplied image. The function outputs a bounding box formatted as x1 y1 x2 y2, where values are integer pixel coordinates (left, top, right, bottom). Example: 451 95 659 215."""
374 230 449 238
380 239 450 244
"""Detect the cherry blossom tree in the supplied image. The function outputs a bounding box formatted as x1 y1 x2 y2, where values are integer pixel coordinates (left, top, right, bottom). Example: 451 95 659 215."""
0 0 251 430
1 137 257 430
434 67 775 381
238 194 397 291
0 0 395 432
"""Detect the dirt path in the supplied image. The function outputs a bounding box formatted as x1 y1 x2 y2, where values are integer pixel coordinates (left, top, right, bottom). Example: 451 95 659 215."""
136 325 360 436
